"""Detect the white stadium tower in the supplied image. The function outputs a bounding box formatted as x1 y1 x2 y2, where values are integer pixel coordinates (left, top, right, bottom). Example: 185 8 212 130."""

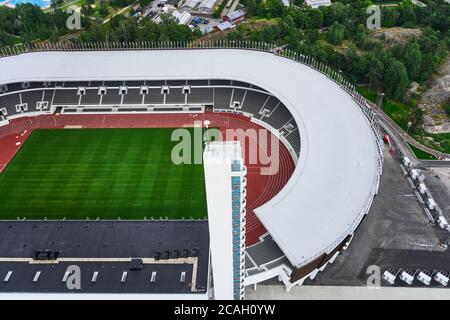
0 42 383 299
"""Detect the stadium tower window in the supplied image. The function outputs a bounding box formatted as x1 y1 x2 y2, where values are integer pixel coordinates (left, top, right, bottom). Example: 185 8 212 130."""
150 271 157 283
77 87 86 96
180 272 186 283
140 86 149 95
119 86 128 95
182 86 191 94
161 86 170 95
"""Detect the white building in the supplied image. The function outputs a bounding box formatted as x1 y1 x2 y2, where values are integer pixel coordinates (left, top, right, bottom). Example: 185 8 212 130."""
172 10 192 25
203 141 247 300
153 9 192 25
304 0 331 8
181 0 218 13
214 21 234 32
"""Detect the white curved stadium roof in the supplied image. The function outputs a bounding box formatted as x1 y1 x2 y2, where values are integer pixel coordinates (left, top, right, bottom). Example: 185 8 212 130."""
0 49 380 268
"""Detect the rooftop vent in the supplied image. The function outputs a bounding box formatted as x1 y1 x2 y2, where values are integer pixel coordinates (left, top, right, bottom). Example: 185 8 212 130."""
129 259 143 271
32 250 60 261
190 248 199 257
154 251 161 261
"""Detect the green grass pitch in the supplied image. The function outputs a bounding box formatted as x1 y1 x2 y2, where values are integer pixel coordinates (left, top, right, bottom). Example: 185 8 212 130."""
0 128 208 220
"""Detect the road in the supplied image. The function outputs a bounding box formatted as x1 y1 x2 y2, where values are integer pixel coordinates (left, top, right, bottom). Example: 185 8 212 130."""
359 95 450 167
103 3 137 24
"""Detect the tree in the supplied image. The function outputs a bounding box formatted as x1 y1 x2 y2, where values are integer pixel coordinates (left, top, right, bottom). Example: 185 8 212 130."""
353 23 366 47
365 52 384 89
98 1 110 17
80 22 106 41
402 42 422 80
308 9 324 29
326 22 345 45
382 7 400 28
384 58 410 100
321 2 350 27
81 4 94 16
444 100 450 117
247 0 257 17
265 0 284 18
399 0 417 27
346 48 366 81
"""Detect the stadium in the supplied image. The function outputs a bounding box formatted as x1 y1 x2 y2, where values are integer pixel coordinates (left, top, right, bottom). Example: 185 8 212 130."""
0 42 383 299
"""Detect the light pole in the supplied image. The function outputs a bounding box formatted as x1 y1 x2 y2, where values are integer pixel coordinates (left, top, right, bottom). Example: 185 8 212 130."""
376 91 384 111
406 121 412 134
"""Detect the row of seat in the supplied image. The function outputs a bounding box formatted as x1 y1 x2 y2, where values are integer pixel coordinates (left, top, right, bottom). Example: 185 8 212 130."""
0 80 268 94
0 83 301 156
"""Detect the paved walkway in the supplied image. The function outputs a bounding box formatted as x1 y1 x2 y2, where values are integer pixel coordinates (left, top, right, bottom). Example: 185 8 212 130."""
366 99 450 165
246 285 450 300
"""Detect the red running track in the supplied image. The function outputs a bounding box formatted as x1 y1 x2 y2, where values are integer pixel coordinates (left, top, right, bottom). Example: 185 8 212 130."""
0 113 295 245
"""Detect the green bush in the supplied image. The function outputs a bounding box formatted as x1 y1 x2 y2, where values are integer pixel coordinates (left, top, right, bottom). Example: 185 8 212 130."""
445 103 450 117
